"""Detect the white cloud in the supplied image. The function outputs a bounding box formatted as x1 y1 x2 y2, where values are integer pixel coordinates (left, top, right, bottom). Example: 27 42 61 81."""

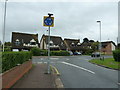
1 0 119 2
0 1 118 44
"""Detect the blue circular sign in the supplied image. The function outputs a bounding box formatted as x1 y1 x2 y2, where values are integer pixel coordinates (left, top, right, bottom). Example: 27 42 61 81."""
44 17 53 26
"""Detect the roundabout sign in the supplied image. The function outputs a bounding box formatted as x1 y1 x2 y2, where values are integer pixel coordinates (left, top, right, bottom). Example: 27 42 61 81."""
43 16 54 27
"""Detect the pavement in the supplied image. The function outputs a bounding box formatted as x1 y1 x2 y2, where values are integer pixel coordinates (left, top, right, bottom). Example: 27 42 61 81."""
12 64 56 88
32 55 119 89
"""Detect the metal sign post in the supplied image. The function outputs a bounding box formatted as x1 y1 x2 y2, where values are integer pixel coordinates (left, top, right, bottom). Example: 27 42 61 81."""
47 26 50 74
43 13 54 74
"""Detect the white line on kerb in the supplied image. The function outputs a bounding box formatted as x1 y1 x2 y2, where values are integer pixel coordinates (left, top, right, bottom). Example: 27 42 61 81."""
61 62 95 74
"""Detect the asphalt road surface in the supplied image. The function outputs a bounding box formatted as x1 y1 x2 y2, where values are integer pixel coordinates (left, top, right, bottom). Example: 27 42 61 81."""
32 55 119 88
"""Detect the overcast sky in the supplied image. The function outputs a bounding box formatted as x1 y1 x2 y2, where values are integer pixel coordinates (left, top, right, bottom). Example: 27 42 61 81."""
0 0 119 44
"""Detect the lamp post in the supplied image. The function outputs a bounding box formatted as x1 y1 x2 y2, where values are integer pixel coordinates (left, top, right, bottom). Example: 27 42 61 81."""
3 0 8 52
97 21 102 59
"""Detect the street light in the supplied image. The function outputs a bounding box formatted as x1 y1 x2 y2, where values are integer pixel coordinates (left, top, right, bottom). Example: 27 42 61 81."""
3 0 8 52
97 21 102 59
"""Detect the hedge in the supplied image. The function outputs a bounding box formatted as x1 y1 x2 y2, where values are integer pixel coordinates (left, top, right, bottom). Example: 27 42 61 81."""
2 51 32 73
31 47 70 56
50 50 70 56
113 49 120 62
31 48 47 56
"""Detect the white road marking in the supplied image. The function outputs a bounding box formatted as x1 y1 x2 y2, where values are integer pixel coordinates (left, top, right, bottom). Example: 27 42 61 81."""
51 62 55 63
66 59 69 60
118 83 120 85
50 58 59 60
41 58 44 60
33 61 56 64
61 61 95 74
37 62 42 64
44 62 47 64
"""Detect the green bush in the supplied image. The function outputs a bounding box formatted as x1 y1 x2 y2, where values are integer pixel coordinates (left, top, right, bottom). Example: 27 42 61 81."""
4 47 11 52
84 49 94 55
31 48 48 56
113 49 120 62
31 47 70 56
31 47 41 56
2 51 32 73
51 50 70 56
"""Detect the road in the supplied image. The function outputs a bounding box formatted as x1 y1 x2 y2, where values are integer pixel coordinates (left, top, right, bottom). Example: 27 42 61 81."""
32 55 119 88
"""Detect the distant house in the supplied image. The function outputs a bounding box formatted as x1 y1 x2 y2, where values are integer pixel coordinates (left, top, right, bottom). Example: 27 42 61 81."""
64 38 81 52
40 34 67 50
80 42 92 49
118 43 120 48
0 40 1 46
101 41 116 54
11 32 39 51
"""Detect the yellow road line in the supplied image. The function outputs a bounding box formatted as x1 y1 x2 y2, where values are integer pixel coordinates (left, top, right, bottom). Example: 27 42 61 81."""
50 65 60 76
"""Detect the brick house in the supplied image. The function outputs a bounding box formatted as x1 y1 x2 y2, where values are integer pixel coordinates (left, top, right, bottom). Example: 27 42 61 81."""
101 41 116 54
11 32 39 51
64 38 81 52
40 34 67 50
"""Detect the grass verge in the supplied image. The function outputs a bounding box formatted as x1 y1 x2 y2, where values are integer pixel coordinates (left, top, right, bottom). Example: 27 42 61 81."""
89 58 120 70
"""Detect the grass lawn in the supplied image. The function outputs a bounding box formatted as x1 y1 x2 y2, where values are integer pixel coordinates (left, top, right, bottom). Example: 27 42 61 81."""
89 58 120 70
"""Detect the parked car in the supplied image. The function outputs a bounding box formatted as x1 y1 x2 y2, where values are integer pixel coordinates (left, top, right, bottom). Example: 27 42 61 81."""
77 52 82 55
73 52 82 55
91 52 100 57
68 51 73 55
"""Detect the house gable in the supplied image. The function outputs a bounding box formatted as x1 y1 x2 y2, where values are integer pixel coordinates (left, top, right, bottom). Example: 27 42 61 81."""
11 32 39 50
64 38 81 51
40 34 67 50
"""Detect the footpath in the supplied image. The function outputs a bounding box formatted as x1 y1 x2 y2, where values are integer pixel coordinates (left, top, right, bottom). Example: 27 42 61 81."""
12 64 56 88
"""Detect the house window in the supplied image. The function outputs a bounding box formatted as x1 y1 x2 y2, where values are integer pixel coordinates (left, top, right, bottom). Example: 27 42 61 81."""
77 43 80 46
49 40 53 46
30 39 36 45
71 42 75 46
15 39 20 46
61 42 64 46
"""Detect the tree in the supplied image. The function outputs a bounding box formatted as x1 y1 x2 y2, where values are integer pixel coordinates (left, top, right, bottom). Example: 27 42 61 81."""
83 38 89 43
89 40 94 43
5 42 11 46
91 42 99 51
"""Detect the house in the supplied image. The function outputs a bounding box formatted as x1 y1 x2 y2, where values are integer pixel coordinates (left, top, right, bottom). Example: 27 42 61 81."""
40 34 67 50
101 41 116 54
64 38 81 52
11 32 39 51
80 42 92 49
118 43 120 48
0 40 1 46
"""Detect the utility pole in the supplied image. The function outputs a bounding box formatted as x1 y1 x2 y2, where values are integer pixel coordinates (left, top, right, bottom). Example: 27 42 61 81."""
3 0 8 52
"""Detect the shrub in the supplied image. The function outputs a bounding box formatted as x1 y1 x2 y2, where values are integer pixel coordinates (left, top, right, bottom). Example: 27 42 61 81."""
51 50 70 56
31 48 48 56
4 47 11 52
31 47 41 56
31 48 70 56
39 49 48 56
84 49 94 55
113 49 120 62
2 51 32 73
